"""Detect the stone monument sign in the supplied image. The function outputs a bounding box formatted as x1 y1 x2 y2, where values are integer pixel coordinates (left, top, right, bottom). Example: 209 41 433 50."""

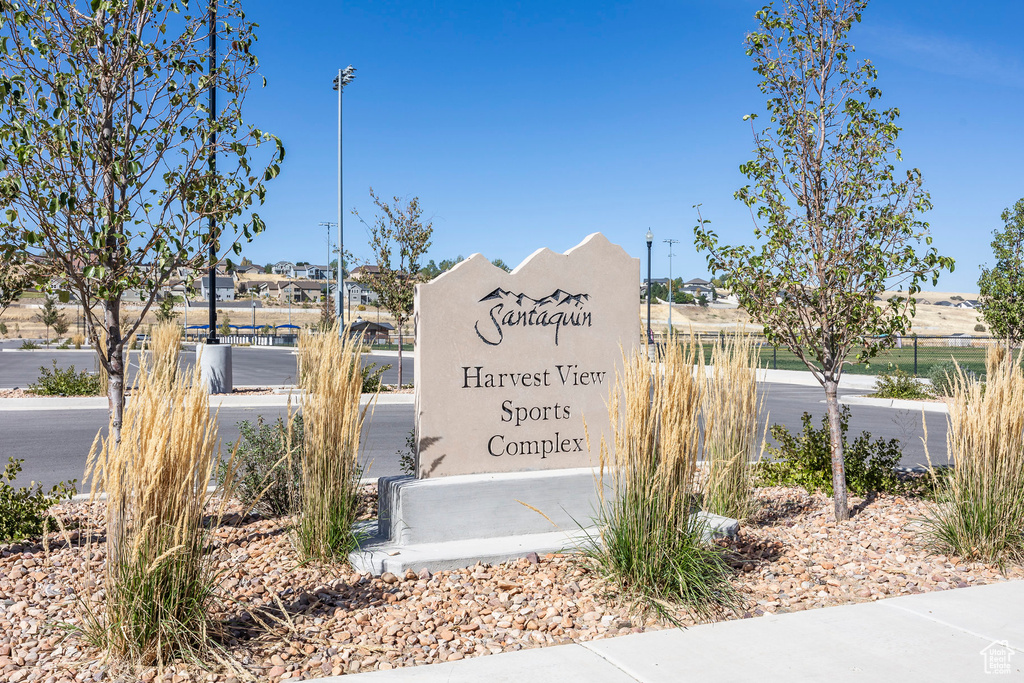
414 232 639 477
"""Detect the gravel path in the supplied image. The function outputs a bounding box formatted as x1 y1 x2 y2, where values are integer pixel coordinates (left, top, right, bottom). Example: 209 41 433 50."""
1 487 1020 682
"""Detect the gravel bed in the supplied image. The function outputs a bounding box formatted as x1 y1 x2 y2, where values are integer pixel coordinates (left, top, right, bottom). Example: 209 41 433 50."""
1 487 1020 682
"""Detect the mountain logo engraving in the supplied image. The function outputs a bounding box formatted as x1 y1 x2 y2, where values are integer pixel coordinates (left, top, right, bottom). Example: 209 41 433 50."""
474 288 592 346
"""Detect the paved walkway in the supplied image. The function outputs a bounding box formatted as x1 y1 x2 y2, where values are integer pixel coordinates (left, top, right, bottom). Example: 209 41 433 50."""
328 580 1022 681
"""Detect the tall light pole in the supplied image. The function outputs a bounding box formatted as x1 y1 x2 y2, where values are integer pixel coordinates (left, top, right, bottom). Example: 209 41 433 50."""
333 66 356 335
319 220 337 319
646 229 653 344
664 238 679 335
207 0 218 345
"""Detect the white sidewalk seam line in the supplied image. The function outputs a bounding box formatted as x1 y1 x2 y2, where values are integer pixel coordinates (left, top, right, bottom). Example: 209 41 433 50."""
880 599 1023 653
578 640 647 682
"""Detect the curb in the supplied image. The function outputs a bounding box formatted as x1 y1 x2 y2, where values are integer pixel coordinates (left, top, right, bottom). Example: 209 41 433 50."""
0 391 416 411
841 394 949 413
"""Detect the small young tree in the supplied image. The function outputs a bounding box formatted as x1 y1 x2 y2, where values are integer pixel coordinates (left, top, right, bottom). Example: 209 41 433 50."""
977 199 1024 345
695 0 952 521
155 298 178 324
354 189 433 388
0 0 283 443
35 295 65 344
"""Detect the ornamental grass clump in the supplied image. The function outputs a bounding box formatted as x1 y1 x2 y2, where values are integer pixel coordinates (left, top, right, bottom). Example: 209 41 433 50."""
702 333 762 520
585 339 739 621
149 322 182 389
922 346 1024 565
83 357 236 667
293 325 369 560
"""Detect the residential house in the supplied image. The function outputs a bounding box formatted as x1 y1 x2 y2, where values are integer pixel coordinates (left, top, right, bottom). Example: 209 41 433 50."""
344 280 379 307
640 277 670 295
271 260 294 276
306 265 331 280
350 264 381 281
234 264 262 275
196 275 236 301
290 264 309 279
935 300 954 307
680 278 716 299
279 279 326 303
956 299 981 309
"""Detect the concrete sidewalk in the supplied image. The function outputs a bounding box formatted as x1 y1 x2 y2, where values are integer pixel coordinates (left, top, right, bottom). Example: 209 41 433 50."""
329 580 1022 682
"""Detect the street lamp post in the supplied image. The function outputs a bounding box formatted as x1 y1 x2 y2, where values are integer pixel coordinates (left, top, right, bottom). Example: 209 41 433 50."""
319 221 337 321
664 238 679 335
645 229 653 344
333 66 356 335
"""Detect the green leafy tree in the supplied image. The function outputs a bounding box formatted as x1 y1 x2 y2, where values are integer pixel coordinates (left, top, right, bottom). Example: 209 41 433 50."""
977 199 1024 344
419 256 464 280
35 295 65 344
155 298 178 324
694 0 953 521
491 258 512 272
0 250 35 320
0 0 283 443
354 189 433 388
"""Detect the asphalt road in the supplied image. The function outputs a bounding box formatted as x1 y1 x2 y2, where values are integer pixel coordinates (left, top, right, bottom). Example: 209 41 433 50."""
1 382 949 491
0 345 414 389
1 403 411 491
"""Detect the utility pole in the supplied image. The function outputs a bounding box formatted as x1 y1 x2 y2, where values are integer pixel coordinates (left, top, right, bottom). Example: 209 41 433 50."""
664 238 679 335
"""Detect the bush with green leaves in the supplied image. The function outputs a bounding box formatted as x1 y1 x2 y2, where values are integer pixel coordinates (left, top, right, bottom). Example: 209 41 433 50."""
871 365 932 400
397 429 416 476
757 407 904 495
0 457 76 542
0 322 7 336
29 360 101 396
361 361 391 393
928 360 960 397
19 340 38 350
220 415 303 517
927 360 983 397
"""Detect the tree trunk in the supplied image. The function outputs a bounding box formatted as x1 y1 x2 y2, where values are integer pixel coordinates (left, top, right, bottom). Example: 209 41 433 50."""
103 299 125 446
824 379 849 521
396 324 403 389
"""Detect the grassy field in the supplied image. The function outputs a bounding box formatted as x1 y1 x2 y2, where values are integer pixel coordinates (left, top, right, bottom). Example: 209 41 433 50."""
746 343 991 377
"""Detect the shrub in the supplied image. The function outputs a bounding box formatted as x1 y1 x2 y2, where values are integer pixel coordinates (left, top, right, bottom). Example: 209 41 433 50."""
19 340 38 350
928 360 965 397
397 429 416 476
82 359 237 666
756 407 903 495
0 457 75 542
357 304 366 311
702 333 761 520
56 339 70 349
974 323 986 333
871 365 932 400
0 322 7 336
921 347 1024 564
585 341 739 622
29 360 101 396
221 415 303 517
70 333 85 349
294 326 367 560
361 361 391 393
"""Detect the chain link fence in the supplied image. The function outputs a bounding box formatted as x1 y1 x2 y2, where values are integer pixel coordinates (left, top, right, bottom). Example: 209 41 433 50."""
655 333 1006 379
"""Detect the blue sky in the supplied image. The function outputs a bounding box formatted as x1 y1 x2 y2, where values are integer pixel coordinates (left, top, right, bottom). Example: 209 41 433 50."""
238 0 1024 292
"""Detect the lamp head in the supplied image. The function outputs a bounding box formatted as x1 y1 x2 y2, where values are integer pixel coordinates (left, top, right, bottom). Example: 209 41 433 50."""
333 65 357 91
645 229 653 245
